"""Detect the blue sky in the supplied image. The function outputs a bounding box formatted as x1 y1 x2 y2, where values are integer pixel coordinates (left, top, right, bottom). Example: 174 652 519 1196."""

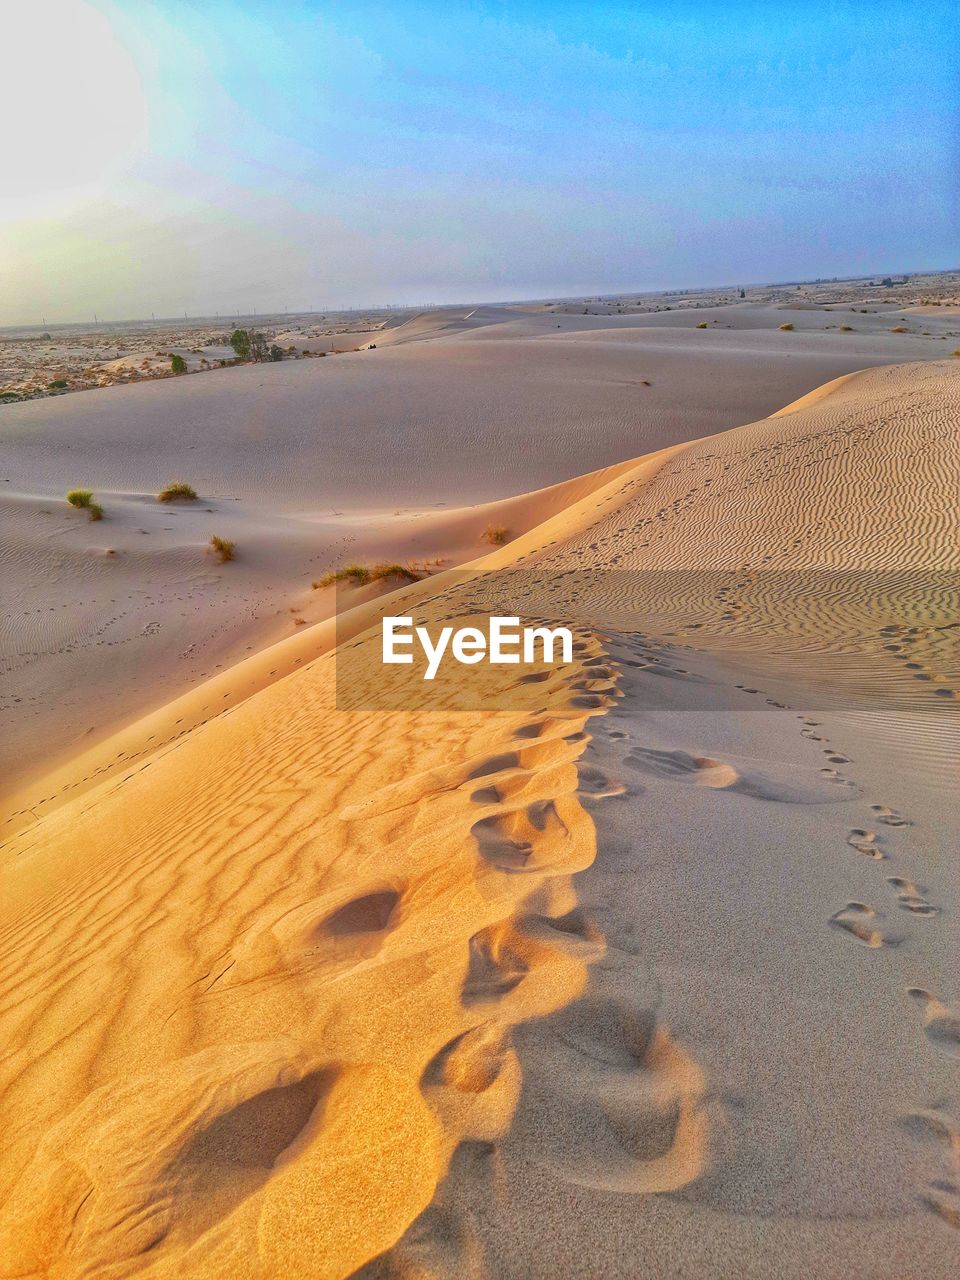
2 0 957 323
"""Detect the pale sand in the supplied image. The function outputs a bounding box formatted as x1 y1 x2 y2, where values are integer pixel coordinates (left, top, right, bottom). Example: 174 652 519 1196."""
0 359 957 1276
2 302 956 803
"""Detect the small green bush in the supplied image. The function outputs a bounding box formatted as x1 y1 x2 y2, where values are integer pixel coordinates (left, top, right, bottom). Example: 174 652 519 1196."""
696 321 708 329
157 481 198 502
171 354 187 374
48 379 67 389
210 535 235 562
67 489 94 508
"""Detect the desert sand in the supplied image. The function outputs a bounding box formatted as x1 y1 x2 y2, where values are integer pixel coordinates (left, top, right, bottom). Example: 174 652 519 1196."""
3 293 958 805
0 336 957 1277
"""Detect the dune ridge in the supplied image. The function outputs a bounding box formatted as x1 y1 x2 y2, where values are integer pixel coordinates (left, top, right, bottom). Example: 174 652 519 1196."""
0 360 957 1277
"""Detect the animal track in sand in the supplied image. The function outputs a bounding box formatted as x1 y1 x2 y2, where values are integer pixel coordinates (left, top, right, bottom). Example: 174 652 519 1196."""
829 902 902 948
907 990 960 1058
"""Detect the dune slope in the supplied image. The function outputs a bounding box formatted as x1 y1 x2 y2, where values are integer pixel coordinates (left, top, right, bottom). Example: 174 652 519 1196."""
0 361 957 1279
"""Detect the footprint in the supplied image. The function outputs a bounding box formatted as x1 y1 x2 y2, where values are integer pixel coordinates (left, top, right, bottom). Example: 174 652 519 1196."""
871 804 911 827
624 748 845 803
470 796 592 875
317 889 400 937
847 829 885 858
576 764 627 801
902 1108 960 1230
829 902 901 948
887 877 939 916
513 997 707 1194
908 990 960 1057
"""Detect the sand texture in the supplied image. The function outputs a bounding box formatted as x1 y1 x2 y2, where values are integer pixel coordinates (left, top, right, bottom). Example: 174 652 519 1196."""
0 353 958 1277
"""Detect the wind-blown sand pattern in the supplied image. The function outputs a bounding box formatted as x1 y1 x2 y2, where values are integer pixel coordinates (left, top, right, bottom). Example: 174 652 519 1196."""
0 360 957 1277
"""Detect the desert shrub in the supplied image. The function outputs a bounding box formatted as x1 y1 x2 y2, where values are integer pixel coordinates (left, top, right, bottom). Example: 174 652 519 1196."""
66 489 94 508
312 562 420 589
209 535 235 562
157 481 198 502
890 326 908 333
839 324 853 332
269 344 284 361
696 321 708 328
171 354 187 373
370 562 420 583
481 525 508 545
48 379 67 389
953 350 960 357
230 329 251 359
778 322 794 331
313 564 371 589
88 502 104 521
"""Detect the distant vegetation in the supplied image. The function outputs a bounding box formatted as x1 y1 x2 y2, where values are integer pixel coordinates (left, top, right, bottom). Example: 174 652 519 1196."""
696 321 708 329
313 562 421 589
230 329 273 362
47 379 67 390
839 324 853 332
67 489 103 521
481 524 508 545
890 326 908 333
778 322 794 331
157 481 198 502
230 329 250 359
170 354 187 374
209 535 235 562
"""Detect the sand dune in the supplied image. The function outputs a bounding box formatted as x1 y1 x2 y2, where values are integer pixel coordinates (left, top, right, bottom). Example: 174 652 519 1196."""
3 302 954 801
0 359 957 1277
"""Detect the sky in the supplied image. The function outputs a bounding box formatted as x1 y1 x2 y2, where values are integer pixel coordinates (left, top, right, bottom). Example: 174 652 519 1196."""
1 0 957 325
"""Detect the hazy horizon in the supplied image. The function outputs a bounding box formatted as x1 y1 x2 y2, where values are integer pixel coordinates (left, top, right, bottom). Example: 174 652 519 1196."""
3 0 957 327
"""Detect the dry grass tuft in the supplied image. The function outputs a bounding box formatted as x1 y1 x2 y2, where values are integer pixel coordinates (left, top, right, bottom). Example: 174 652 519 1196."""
209 535 235 562
312 562 420 590
481 525 509 545
778 322 794 331
157 481 198 503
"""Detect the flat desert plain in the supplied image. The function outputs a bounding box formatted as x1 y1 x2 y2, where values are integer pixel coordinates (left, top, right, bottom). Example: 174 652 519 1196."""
0 292 958 1278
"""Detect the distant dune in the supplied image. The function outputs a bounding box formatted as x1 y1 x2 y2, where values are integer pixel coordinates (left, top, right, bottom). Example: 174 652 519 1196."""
1 359 957 1278
2 301 956 801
